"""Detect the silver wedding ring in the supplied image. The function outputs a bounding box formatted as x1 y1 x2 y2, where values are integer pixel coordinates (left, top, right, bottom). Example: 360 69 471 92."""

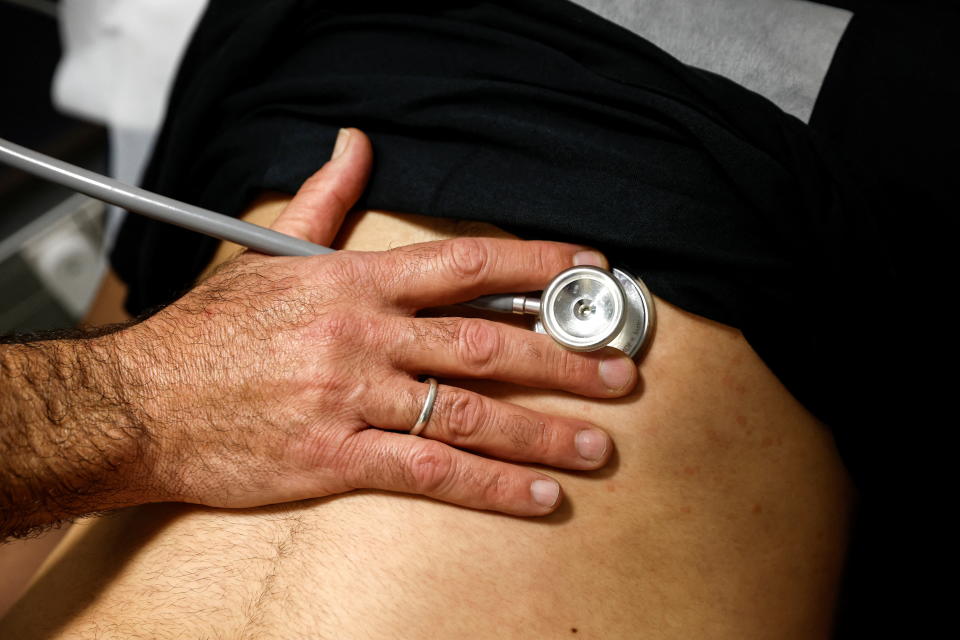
410 377 438 436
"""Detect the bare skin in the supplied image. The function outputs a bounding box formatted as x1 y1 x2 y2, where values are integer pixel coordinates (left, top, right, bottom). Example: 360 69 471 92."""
0 191 853 637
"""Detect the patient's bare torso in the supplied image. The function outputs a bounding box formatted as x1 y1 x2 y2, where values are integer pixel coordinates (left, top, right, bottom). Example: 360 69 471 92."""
0 205 852 639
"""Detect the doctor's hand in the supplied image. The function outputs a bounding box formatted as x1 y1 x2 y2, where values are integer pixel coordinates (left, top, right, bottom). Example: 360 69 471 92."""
117 129 636 516
0 130 636 538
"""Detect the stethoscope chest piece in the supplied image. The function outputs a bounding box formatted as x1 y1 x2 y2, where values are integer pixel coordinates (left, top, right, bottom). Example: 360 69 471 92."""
534 266 655 359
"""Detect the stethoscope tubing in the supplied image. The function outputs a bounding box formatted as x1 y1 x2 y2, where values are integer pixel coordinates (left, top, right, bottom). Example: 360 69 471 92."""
0 137 332 258
1 136 527 313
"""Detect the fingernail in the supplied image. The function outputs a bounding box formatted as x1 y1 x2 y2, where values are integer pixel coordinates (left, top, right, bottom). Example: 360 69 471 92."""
530 479 561 508
575 429 609 462
331 128 351 160
599 356 634 392
573 250 607 268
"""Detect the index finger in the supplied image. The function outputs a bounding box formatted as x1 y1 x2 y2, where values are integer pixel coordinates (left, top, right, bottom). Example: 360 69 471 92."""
380 237 608 310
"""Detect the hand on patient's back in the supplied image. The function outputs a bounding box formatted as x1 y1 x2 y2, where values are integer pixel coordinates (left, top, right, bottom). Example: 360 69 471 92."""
121 129 634 516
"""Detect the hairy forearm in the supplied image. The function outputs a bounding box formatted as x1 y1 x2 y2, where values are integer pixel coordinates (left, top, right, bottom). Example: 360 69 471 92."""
0 331 151 541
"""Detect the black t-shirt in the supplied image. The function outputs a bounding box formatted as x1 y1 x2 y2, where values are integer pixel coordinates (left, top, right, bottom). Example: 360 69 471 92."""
113 0 897 488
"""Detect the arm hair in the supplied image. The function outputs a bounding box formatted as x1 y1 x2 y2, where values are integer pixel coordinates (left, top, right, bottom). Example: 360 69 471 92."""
0 325 152 541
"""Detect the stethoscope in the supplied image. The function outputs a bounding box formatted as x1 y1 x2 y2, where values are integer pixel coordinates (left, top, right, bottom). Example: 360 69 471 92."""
0 137 655 358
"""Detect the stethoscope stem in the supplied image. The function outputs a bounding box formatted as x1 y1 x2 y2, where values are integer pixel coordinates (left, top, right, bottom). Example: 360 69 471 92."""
512 296 542 315
463 295 541 315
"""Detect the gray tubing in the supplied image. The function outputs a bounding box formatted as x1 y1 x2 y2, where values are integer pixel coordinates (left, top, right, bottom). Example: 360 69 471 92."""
0 136 518 312
0 137 331 257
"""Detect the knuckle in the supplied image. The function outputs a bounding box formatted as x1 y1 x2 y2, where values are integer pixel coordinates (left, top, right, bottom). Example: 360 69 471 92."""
316 431 362 489
442 237 490 282
502 413 552 453
357 313 390 349
550 348 589 387
312 308 374 349
444 390 486 440
311 309 387 359
327 253 383 303
367 252 405 302
456 319 502 373
532 418 554 451
316 182 352 215
408 441 456 495
478 469 512 507
528 241 552 276
328 253 366 287
312 309 354 346
345 436 399 490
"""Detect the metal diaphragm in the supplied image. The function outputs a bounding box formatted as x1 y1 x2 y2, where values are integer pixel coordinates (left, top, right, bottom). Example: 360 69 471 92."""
537 266 626 352
534 266 655 358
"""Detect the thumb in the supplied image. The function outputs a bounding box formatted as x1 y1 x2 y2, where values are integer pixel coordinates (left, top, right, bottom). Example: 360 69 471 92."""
270 128 373 245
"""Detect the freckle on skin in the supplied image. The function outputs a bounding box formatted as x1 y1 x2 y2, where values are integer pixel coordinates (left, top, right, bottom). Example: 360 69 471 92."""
682 466 698 476
761 436 773 447
605 482 616 493
735 414 747 426
680 506 691 514
753 503 763 514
